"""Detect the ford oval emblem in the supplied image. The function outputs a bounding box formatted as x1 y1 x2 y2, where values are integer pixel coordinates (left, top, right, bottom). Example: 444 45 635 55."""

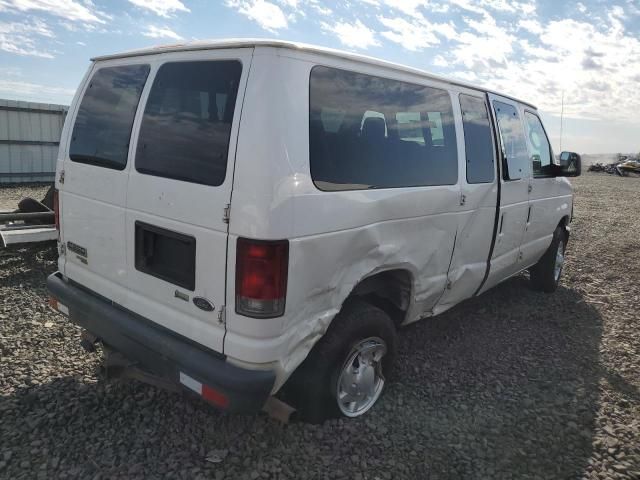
193 297 215 312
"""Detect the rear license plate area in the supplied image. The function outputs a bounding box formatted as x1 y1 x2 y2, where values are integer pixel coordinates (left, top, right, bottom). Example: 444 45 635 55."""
134 221 196 290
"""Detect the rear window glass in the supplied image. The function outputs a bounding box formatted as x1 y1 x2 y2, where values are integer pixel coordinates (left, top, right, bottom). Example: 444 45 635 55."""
309 66 458 191
70 64 150 170
135 60 242 186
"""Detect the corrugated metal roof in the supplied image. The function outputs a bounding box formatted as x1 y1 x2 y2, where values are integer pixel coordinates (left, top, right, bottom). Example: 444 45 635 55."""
91 38 538 109
0 99 68 184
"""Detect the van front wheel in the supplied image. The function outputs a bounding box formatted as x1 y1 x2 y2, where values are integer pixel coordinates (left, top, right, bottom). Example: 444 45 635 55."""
286 299 397 423
529 226 568 293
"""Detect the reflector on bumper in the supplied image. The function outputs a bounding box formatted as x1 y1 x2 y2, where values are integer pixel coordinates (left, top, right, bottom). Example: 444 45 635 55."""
179 372 230 409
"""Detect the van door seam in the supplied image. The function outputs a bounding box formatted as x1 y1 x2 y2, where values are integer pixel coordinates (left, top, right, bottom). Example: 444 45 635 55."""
473 92 503 297
222 48 255 353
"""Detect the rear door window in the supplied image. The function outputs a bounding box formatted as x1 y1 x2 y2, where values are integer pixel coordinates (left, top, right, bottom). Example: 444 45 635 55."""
70 64 150 170
135 60 242 186
460 94 495 183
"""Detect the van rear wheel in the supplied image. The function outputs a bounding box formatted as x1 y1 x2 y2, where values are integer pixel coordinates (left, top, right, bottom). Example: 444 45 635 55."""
285 299 396 423
529 226 568 293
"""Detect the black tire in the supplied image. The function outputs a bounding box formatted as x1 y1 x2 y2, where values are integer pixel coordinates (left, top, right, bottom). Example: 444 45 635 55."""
529 226 568 293
284 298 397 423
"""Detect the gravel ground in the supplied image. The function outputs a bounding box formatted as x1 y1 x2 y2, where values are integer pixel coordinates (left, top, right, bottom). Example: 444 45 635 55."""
0 184 51 211
1 174 639 479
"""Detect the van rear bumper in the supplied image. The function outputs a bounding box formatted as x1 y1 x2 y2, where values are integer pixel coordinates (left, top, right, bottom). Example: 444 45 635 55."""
46 272 275 413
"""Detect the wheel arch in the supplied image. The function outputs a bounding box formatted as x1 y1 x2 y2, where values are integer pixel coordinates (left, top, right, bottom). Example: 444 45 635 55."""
558 215 571 237
344 267 415 327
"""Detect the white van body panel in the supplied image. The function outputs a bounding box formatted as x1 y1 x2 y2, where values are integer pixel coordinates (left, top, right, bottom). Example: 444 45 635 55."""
477 93 531 295
56 41 574 393
519 104 573 266
436 87 498 311
225 49 464 381
58 48 254 353
120 48 254 353
58 56 147 307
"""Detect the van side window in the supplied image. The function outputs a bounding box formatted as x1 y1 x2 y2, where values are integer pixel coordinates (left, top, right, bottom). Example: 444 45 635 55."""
136 60 242 186
459 94 495 184
492 101 528 180
395 112 424 145
320 108 346 133
524 111 553 177
427 112 444 146
70 64 150 170
309 66 458 190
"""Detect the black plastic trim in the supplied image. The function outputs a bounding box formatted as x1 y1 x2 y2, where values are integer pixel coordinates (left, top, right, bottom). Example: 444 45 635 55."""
134 221 196 291
47 272 275 413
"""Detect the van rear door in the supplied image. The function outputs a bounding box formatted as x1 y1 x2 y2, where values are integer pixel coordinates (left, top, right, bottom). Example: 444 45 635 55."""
122 50 252 353
60 60 151 304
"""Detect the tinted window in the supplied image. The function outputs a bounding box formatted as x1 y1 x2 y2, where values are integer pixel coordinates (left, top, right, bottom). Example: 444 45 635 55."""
310 66 458 190
492 101 528 180
136 61 242 186
524 111 553 177
460 94 495 183
427 112 444 146
70 64 150 170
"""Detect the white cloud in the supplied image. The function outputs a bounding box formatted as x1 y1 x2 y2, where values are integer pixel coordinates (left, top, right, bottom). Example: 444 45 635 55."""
448 0 534 14
0 0 106 23
518 18 543 34
143 25 183 40
379 16 439 51
439 6 640 124
322 19 380 49
127 0 189 17
0 78 75 103
308 0 331 15
449 12 515 71
378 12 458 51
433 55 448 67
226 0 289 31
382 0 426 15
0 19 55 58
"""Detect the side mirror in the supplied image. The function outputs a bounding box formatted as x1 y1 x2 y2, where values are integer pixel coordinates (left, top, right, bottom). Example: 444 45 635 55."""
557 151 581 177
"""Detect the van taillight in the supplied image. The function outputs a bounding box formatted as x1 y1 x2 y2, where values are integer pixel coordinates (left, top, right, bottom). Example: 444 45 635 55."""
53 189 60 230
235 238 289 318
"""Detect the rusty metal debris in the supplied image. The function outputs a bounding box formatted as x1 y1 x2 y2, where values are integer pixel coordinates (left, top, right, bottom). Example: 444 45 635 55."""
0 184 57 247
588 159 640 176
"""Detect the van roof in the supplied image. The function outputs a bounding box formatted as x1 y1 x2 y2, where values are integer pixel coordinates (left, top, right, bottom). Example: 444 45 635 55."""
92 38 537 109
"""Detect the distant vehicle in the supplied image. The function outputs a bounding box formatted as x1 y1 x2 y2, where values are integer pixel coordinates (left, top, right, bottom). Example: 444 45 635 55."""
617 160 640 176
47 40 580 421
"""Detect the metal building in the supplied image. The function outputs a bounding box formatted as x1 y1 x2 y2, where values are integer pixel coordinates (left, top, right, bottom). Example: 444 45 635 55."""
0 98 68 184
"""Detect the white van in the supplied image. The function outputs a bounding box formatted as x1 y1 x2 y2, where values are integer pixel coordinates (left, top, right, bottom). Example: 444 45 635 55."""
47 39 581 421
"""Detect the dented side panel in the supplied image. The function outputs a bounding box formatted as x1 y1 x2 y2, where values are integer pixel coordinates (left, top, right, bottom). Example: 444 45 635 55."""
225 205 459 389
436 89 498 311
225 49 463 389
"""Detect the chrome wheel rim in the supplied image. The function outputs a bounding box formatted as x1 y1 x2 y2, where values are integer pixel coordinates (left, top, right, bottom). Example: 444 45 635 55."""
554 241 565 282
336 337 387 417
